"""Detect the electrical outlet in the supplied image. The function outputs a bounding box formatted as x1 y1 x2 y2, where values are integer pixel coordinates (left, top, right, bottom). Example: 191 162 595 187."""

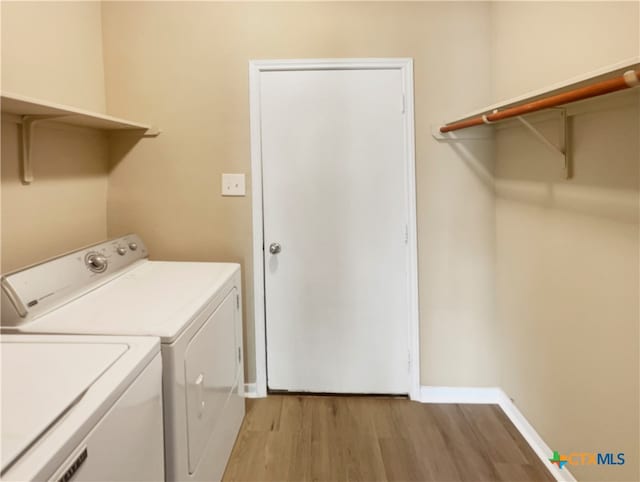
222 173 245 196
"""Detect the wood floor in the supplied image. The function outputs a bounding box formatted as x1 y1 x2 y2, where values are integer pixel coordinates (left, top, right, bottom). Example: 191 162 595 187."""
223 395 555 482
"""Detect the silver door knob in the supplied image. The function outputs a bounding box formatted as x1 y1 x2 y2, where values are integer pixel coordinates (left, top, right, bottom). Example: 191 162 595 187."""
269 243 281 254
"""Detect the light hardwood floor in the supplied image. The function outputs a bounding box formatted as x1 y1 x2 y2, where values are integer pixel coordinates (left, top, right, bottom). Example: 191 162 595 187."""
223 395 555 482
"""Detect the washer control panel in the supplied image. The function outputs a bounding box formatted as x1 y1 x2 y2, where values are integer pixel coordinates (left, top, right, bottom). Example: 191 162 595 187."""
74 236 147 274
1 234 148 325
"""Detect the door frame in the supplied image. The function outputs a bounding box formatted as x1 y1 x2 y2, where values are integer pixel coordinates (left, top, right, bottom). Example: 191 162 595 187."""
249 58 420 400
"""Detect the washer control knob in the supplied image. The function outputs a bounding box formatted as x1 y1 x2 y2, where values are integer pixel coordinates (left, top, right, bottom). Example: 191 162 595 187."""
86 253 108 273
128 242 138 251
116 247 127 256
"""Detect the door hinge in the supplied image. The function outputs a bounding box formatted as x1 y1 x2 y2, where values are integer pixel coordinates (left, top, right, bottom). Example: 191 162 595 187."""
401 94 406 114
238 347 242 363
408 351 411 373
404 224 409 244
236 294 240 310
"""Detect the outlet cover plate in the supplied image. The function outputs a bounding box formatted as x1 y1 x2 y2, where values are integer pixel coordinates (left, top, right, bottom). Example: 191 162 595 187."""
222 173 246 196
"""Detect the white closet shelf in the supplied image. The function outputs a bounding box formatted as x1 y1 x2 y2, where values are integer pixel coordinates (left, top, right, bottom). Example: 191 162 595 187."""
432 57 640 179
1 92 160 184
1 91 154 131
436 57 640 131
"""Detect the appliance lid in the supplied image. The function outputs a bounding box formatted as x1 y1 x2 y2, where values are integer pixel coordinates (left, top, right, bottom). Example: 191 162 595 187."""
11 261 240 343
0 340 128 473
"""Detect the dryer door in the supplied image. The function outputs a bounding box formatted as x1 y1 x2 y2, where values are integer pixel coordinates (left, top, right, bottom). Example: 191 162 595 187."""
184 289 238 475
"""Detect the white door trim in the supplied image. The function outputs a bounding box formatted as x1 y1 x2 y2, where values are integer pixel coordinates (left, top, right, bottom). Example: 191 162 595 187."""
249 58 419 400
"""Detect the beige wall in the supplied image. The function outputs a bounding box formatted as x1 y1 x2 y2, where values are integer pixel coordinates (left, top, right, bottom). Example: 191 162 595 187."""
492 2 639 480
101 1 498 386
1 1 107 112
1 1 109 272
1 122 109 273
490 1 640 102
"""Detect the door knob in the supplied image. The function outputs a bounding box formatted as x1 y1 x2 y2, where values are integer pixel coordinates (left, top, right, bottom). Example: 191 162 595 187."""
269 243 282 254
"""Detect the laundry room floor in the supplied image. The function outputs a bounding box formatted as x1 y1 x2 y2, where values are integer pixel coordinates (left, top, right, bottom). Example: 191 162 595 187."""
222 395 554 482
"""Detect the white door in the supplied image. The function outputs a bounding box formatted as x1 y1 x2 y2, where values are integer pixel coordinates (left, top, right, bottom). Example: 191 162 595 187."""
259 66 411 394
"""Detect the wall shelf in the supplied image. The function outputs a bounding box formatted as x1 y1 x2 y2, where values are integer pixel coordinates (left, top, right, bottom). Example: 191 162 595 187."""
435 57 640 133
432 57 640 179
1 92 155 130
1 92 160 184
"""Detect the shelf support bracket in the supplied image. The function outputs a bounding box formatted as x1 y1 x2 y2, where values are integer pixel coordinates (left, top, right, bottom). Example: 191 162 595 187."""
143 126 162 137
19 115 69 184
516 108 571 179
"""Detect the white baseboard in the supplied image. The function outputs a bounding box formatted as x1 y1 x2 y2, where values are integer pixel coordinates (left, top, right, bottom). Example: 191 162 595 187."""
420 386 576 482
242 382 260 398
495 390 576 482
420 386 504 404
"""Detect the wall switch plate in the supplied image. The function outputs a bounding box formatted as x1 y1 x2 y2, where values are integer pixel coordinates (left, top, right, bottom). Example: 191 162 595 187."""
222 173 246 196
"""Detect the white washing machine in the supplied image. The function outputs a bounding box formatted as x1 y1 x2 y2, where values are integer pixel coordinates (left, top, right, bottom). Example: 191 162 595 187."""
1 334 165 482
1 234 245 482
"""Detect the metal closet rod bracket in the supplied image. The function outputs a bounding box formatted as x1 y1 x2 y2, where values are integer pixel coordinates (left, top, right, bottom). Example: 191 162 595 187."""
20 114 70 184
432 108 572 179
515 108 571 179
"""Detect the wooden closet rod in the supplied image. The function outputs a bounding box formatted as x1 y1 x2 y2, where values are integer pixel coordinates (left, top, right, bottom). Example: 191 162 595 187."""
440 69 640 133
